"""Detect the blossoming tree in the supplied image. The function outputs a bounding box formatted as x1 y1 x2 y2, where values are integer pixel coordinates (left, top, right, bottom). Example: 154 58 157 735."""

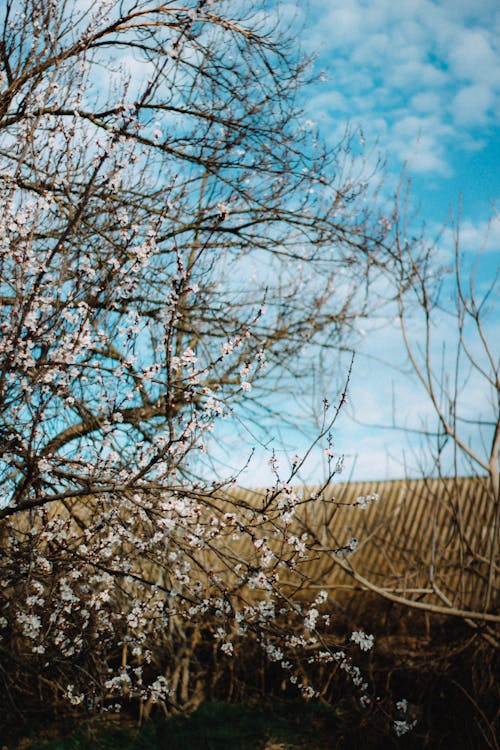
0 0 402 726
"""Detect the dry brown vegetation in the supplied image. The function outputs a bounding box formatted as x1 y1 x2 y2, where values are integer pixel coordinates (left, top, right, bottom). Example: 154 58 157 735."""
2 477 498 747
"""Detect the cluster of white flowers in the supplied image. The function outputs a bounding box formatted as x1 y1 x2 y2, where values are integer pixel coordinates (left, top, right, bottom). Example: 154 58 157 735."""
16 612 42 640
66 684 85 706
356 493 379 510
350 631 375 651
314 589 328 605
286 533 307 556
330 650 370 703
337 537 359 556
220 641 234 656
247 570 272 590
393 699 416 735
147 676 171 703
303 606 319 632
216 202 231 220
348 537 359 553
393 719 417 737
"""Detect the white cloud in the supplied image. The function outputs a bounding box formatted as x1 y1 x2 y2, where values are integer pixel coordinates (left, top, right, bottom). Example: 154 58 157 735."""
409 91 442 114
391 115 454 174
304 0 500 177
452 84 495 126
447 29 500 85
440 213 500 254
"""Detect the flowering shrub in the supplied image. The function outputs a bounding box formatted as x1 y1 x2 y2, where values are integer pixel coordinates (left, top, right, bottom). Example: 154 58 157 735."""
1 444 378 713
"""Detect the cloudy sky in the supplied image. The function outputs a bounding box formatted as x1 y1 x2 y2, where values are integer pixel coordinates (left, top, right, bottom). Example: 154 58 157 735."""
303 0 499 212
234 0 500 486
305 0 500 482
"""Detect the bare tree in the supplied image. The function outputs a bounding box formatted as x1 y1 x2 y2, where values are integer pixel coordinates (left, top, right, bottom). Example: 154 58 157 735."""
332 216 499 644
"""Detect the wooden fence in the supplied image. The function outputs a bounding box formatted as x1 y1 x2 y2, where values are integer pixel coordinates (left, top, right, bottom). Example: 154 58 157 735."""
232 475 498 614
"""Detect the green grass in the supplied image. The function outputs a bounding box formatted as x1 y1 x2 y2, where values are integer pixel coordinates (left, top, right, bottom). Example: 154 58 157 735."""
7 697 496 750
18 701 341 750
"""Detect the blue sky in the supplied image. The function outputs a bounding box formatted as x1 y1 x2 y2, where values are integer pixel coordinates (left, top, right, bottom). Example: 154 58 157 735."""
232 0 500 486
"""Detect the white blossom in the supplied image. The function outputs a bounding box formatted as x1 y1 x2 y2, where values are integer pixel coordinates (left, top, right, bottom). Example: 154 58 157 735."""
350 631 374 652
